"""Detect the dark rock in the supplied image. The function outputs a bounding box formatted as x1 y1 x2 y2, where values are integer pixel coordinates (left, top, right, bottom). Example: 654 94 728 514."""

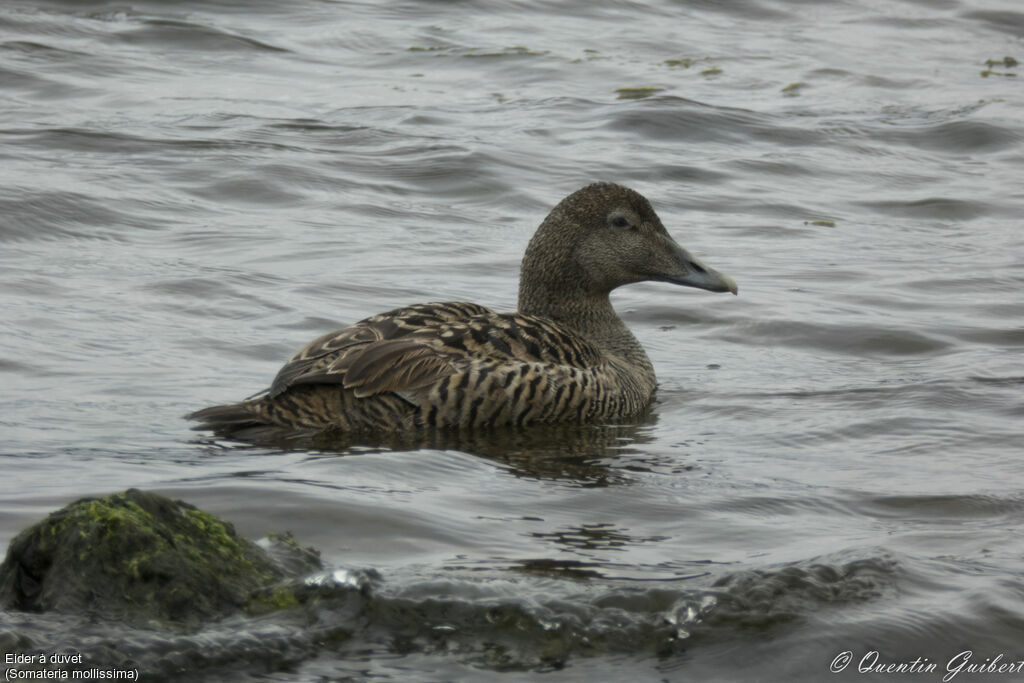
0 489 308 630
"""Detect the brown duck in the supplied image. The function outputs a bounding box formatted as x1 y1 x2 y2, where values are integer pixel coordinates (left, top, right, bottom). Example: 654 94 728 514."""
188 183 737 436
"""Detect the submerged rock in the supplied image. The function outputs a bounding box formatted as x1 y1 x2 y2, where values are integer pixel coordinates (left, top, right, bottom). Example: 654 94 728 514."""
0 489 319 630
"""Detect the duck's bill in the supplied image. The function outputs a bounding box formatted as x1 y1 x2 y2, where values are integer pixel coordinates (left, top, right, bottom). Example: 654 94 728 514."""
666 262 738 294
659 243 738 295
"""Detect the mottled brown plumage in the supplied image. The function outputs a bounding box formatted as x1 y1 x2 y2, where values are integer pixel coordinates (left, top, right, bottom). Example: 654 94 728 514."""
188 183 737 437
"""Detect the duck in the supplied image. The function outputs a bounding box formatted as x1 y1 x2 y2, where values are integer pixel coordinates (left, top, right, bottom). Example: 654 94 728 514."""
187 182 737 437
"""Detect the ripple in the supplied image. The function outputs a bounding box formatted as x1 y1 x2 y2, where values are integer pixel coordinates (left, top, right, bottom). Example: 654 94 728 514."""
0 189 136 242
882 120 1022 154
185 175 306 206
605 97 827 148
0 40 89 62
115 19 289 53
861 493 1024 520
858 197 993 220
2 127 233 155
962 10 1024 37
0 63 50 90
718 319 952 357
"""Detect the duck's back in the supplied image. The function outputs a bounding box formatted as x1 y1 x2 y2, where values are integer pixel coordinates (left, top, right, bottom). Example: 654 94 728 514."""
188 301 655 435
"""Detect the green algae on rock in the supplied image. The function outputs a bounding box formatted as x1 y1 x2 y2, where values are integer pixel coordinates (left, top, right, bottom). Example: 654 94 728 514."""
0 489 316 630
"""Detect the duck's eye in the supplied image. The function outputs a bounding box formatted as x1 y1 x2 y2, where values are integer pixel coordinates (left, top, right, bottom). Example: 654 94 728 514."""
610 216 631 229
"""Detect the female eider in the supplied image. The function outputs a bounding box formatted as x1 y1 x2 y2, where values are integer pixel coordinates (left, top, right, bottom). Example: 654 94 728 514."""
188 183 737 435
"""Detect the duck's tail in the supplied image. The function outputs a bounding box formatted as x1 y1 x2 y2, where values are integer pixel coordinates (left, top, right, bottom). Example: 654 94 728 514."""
186 402 269 436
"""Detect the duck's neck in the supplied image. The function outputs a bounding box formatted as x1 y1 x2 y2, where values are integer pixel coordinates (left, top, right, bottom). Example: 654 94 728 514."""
517 217 656 388
518 277 655 386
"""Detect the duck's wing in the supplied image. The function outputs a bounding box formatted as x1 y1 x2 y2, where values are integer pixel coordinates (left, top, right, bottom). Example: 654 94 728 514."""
335 312 614 426
334 312 605 397
267 301 494 397
267 310 618 427
273 309 604 400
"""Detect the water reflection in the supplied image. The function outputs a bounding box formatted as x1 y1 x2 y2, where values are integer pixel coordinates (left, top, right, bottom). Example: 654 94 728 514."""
511 558 606 580
193 414 661 484
531 522 669 552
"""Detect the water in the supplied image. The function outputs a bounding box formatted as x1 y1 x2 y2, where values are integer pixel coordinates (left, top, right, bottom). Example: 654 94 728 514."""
1 0 1023 679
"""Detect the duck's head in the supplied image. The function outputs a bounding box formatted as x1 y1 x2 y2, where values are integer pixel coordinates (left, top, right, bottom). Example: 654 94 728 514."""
519 183 737 315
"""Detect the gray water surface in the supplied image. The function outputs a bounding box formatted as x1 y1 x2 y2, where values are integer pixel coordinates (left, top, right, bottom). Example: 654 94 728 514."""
1 0 1023 680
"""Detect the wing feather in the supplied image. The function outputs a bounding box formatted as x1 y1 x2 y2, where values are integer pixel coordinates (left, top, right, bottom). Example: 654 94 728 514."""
342 339 461 397
264 300 609 422
268 302 492 397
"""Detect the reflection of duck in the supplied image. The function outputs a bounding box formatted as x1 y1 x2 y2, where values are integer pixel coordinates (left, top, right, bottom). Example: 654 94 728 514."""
188 183 737 437
408 418 661 482
195 413 661 484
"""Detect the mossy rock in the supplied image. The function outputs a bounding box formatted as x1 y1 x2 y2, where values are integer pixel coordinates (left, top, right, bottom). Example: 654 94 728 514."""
0 489 302 630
